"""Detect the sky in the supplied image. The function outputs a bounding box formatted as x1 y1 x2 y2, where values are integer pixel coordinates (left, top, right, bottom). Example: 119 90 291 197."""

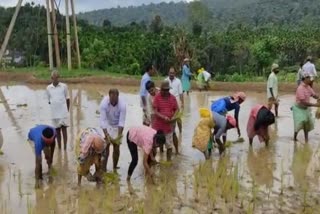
0 0 193 13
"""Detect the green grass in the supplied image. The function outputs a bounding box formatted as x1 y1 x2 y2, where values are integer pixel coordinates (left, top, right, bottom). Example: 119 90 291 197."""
1 66 143 80
1 66 298 82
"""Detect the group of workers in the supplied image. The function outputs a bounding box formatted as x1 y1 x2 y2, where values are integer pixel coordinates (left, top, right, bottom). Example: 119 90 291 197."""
24 56 320 188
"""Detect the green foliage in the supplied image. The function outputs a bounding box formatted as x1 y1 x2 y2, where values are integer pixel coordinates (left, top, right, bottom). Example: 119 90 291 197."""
1 1 320 81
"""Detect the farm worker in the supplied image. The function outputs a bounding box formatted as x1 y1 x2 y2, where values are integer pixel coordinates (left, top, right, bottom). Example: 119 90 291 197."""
292 72 320 142
296 62 304 86
27 125 56 188
76 128 107 185
126 126 166 182
181 58 192 95
210 92 246 137
140 64 156 125
302 56 317 88
100 88 126 171
247 105 275 146
267 63 280 117
152 80 179 160
46 70 70 150
192 108 237 158
196 68 211 91
212 112 237 155
165 67 184 152
144 80 159 126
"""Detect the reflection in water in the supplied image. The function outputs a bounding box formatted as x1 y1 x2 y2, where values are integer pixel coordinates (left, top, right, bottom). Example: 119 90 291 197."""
292 144 312 190
34 187 58 214
247 148 273 188
0 128 3 150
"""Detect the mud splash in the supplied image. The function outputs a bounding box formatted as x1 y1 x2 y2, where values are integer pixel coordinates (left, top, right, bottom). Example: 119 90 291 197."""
0 84 320 213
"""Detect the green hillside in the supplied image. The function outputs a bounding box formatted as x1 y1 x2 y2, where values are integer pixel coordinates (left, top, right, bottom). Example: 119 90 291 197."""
78 0 320 29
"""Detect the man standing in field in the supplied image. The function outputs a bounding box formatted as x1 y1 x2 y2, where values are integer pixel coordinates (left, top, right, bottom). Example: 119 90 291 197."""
165 67 184 153
267 63 280 117
100 89 126 171
152 80 178 160
140 64 156 125
46 70 70 150
145 80 159 126
302 56 317 88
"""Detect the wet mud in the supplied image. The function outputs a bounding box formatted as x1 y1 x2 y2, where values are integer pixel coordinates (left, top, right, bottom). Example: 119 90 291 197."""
0 83 320 213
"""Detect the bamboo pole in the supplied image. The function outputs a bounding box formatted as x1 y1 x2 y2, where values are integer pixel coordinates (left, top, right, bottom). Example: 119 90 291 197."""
0 0 23 62
65 0 72 70
70 0 81 68
50 0 61 68
46 0 54 70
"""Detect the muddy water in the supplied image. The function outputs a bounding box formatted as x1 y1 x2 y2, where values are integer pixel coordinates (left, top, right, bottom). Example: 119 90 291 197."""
0 84 320 213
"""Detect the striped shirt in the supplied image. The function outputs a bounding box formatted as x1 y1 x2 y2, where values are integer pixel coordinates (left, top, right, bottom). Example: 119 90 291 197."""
296 82 315 105
152 93 178 133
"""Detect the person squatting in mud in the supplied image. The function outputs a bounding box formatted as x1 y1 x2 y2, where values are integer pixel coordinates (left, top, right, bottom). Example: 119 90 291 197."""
247 104 275 146
126 126 166 182
76 128 107 186
27 124 56 188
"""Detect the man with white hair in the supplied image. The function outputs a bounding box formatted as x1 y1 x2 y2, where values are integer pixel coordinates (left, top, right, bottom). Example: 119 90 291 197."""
46 70 70 150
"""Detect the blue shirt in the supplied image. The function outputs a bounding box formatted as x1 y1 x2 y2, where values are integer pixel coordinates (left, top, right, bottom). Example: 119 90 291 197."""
28 125 56 157
211 97 240 122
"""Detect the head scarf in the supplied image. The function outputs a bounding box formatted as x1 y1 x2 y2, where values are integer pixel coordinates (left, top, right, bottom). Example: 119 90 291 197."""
232 92 246 103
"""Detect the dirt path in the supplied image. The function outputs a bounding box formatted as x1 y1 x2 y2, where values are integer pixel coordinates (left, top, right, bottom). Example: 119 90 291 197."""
0 71 312 93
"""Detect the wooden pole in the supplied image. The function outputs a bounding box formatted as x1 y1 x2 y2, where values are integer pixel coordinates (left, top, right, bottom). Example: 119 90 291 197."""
0 0 23 62
50 0 61 68
65 0 72 70
70 0 81 69
46 0 54 70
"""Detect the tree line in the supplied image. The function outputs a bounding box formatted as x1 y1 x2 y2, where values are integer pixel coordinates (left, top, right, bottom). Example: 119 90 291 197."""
0 1 320 80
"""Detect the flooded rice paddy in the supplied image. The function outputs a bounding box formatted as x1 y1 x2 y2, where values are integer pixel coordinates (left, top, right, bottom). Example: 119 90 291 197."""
0 84 320 213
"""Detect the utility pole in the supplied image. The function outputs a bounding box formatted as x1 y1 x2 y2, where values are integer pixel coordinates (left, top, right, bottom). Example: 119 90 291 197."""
46 0 54 70
65 0 72 70
70 0 81 69
0 0 23 62
50 0 61 68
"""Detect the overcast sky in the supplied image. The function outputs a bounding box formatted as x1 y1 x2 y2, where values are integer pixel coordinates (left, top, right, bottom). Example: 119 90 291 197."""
0 0 193 13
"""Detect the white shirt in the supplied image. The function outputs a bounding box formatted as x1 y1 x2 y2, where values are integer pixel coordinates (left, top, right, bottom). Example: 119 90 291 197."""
267 72 278 98
302 61 317 78
99 96 126 129
46 82 69 119
165 77 183 98
202 71 211 82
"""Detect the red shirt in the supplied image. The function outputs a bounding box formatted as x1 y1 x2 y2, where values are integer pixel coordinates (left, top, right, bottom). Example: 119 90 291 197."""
152 93 178 133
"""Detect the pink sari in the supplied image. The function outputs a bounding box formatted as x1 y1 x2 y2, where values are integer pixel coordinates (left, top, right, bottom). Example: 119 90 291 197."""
247 105 268 142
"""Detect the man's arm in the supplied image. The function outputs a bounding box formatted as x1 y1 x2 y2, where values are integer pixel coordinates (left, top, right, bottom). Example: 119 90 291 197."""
118 102 127 136
178 81 184 109
64 84 70 111
99 98 110 139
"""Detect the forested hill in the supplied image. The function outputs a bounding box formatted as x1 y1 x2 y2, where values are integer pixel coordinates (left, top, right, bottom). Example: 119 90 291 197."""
78 0 320 29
